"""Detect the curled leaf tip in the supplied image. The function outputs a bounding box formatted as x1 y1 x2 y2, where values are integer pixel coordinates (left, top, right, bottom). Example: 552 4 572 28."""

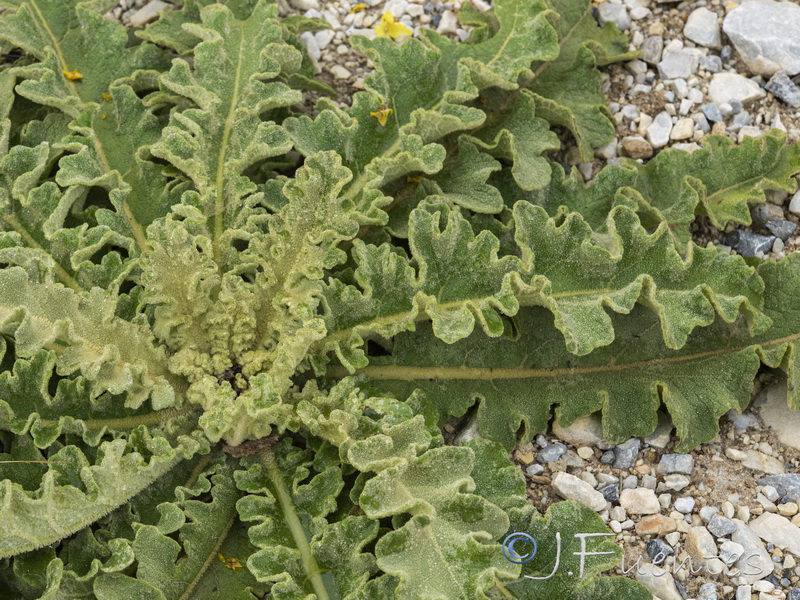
374 11 412 39
369 105 393 126
62 69 83 80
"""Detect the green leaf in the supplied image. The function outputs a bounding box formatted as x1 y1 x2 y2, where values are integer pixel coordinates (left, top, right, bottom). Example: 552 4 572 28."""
462 89 561 191
0 427 209 560
343 247 800 453
0 0 168 117
619 130 800 248
527 0 639 161
148 0 301 267
0 267 184 409
511 202 771 354
285 0 561 220
0 344 194 449
503 501 651 600
314 200 770 385
135 0 265 54
94 454 267 600
0 0 183 287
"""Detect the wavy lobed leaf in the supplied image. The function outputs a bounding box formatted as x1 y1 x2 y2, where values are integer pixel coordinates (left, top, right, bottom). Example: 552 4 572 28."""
0 267 184 409
342 252 800 452
313 200 771 386
0 426 209 560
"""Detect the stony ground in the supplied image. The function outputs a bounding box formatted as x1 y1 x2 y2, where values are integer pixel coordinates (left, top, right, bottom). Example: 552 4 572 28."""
71 0 800 598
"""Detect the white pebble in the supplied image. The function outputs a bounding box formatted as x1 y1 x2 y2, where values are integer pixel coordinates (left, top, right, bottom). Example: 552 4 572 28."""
330 64 352 79
789 191 800 216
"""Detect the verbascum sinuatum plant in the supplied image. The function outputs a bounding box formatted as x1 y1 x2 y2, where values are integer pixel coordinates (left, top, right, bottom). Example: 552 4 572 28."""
0 0 797 598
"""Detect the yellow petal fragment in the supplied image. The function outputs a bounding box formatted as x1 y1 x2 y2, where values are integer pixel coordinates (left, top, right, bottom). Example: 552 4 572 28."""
369 107 393 126
62 69 83 81
218 553 243 572
102 92 113 102
406 175 424 183
348 3 367 13
374 11 412 39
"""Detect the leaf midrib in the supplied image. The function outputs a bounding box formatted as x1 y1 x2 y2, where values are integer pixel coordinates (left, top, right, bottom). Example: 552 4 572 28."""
260 445 331 600
326 330 800 381
213 35 245 266
21 0 151 264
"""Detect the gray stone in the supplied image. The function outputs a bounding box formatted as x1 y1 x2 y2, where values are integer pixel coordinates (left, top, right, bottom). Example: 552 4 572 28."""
641 35 664 65
536 443 567 463
732 519 774 583
699 582 719 600
670 117 694 140
643 413 673 449
647 111 673 149
674 497 695 513
658 454 694 475
525 463 544 476
751 202 785 226
700 506 719 523
725 409 759 431
702 102 724 123
621 104 640 120
684 7 721 49
723 0 800 76
740 449 786 474
730 111 752 131
553 413 604 446
708 515 737 538
551 472 608 511
600 450 615 464
659 474 691 492
766 70 800 108
724 230 776 258
757 474 800 503
701 54 723 73
675 579 689 600
719 540 745 565
788 589 800 600
453 412 481 445
613 438 641 469
736 586 752 600
658 50 698 80
600 484 619 504
729 98 744 115
708 72 767 105
620 135 654 159
634 563 684 600
597 3 631 31
686 526 718 564
647 538 674 564
749 512 800 555
622 474 639 490
766 220 797 241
